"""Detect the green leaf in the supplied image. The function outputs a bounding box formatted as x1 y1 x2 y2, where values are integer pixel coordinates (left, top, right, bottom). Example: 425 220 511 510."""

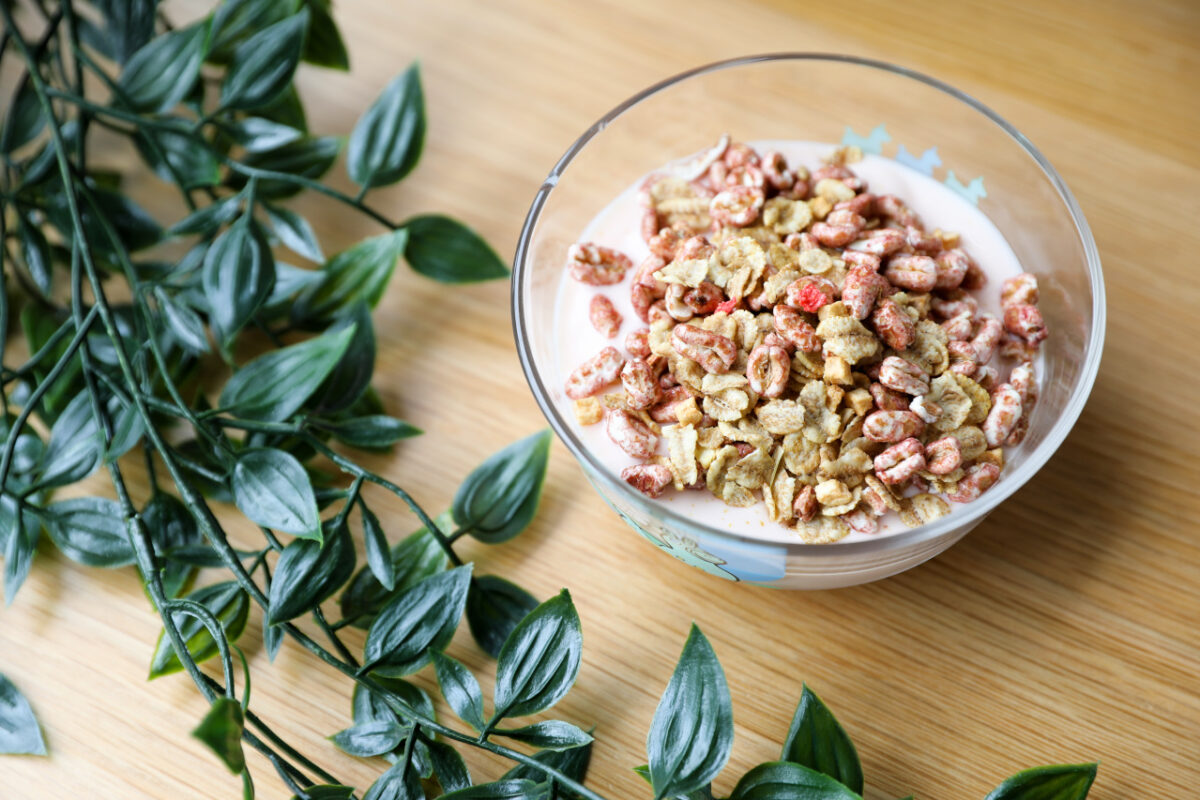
492 590 581 720
156 289 210 354
503 742 592 788
202 216 275 349
265 203 323 261
223 117 303 153
339 512 449 628
168 195 242 237
1 80 46 153
142 492 203 599
330 719 405 758
266 520 356 625
363 760 423 800
496 720 593 751
362 565 472 676
220 8 309 110
16 215 51 296
257 84 308 134
232 448 322 541
149 582 250 678
102 393 145 464
3 504 39 606
352 675 434 729
782 685 863 794
43 498 135 568
647 625 733 800
235 136 341 199
403 215 509 283
466 575 538 659
441 781 546 800
347 64 425 189
35 388 103 489
453 430 552 544
192 697 246 774
262 263 325 315
985 764 1098 800
300 0 349 69
431 652 486 731
294 228 407 322
135 128 221 189
210 0 299 63
219 324 356 421
119 20 212 112
360 504 394 591
310 304 374 413
730 762 862 800
322 415 421 450
0 672 46 755
93 0 158 65
428 740 471 793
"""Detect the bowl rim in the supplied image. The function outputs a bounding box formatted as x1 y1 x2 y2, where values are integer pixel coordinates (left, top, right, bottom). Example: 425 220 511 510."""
511 52 1106 555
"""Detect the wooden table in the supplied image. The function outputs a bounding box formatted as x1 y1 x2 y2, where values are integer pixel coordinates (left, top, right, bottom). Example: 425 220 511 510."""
4 0 1198 796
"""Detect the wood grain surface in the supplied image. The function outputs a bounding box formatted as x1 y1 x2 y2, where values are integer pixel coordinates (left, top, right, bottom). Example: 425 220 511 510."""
3 0 1199 797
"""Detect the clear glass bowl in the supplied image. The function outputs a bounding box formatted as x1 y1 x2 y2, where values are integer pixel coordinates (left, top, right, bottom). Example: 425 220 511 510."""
512 54 1105 589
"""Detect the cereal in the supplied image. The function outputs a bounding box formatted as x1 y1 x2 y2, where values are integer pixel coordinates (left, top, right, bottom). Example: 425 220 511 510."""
564 138 1049 539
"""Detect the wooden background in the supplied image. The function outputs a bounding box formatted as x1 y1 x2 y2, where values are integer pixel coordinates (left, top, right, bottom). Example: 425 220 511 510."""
4 0 1199 797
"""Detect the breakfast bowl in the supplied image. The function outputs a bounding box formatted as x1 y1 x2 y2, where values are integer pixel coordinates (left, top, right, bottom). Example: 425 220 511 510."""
512 54 1104 589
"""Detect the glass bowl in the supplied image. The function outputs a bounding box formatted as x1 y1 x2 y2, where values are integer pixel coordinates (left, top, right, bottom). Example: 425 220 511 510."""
512 54 1105 589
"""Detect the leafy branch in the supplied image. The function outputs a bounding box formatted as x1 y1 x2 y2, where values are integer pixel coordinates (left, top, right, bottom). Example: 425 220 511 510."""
0 2 1098 800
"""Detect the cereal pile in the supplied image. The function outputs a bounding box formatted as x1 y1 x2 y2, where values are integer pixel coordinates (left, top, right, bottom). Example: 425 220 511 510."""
563 137 1048 542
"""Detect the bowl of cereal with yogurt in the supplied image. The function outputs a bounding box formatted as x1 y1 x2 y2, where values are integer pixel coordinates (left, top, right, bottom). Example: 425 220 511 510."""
512 55 1104 589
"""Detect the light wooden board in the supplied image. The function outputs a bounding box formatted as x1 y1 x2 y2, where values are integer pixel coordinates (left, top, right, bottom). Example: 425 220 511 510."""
3 0 1199 797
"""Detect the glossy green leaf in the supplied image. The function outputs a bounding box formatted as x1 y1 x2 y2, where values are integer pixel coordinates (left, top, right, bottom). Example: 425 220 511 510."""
352 675 434 729
219 324 356 421
43 498 135 568
262 263 325 314
300 0 348 69
441 780 547 800
362 565 472 675
339 512 449 628
403 214 509 283
257 84 308 134
36 392 103 489
266 520 356 625
503 741 592 789
202 216 275 348
347 64 424 189
210 0 299 63
266 203 323 261
16 215 51 296
0 672 46 755
223 117 303 153
360 503 393 591
782 685 863 794
496 720 592 751
156 289 210 354
1 80 46 153
428 740 472 793
168 195 242 237
93 0 158 65
235 136 340 199
102 392 145 465
232 448 322 541
984 764 1098 800
220 9 309 110
323 415 421 451
363 760 422 800
330 719 405 758
492 590 581 720
192 697 246 774
453 430 552 544
730 762 862 800
119 21 212 112
294 228 408 322
431 652 486 731
142 492 203 599
135 128 221 189
310 304 374 413
149 582 250 677
2 503 39 606
647 625 733 800
466 574 538 659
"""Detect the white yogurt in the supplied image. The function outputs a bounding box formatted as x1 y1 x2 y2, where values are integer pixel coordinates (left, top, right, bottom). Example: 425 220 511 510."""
553 141 1034 542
